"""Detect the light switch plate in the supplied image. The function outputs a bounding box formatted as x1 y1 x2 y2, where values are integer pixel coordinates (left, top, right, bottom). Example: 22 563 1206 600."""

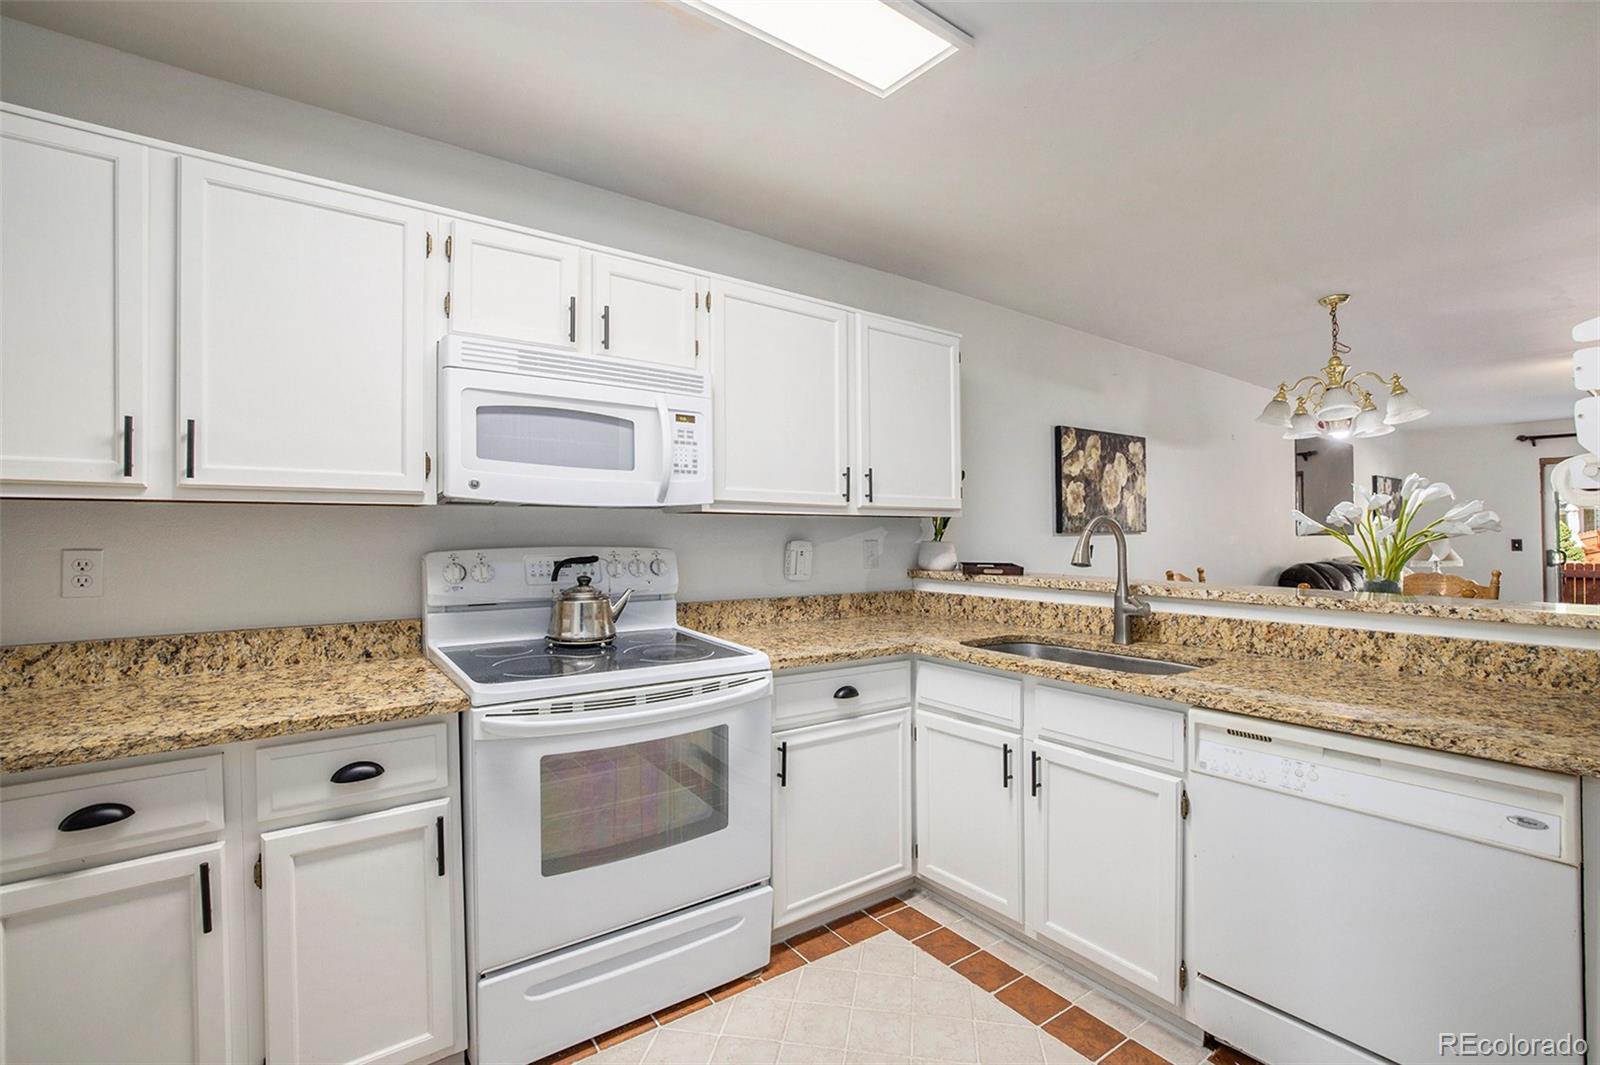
863 538 881 569
61 549 104 598
784 540 813 581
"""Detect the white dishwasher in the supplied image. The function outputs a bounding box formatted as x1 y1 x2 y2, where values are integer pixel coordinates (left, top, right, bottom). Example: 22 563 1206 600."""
1187 709 1584 1065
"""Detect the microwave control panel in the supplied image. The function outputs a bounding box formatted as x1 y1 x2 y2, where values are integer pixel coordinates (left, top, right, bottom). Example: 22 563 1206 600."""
670 411 704 478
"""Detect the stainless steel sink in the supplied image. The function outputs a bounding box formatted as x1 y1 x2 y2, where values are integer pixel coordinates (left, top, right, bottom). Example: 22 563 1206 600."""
975 641 1201 676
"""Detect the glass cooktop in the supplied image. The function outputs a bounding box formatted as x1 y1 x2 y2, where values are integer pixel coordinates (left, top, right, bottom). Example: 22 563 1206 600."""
443 628 747 685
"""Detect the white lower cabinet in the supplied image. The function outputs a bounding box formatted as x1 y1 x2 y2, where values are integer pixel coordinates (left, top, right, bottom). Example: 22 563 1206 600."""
0 842 229 1065
261 797 458 1065
772 707 912 927
1025 737 1184 1004
913 709 1023 921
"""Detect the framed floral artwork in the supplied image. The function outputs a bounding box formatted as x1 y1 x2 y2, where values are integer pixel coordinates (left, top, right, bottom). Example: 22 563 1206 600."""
1054 425 1147 534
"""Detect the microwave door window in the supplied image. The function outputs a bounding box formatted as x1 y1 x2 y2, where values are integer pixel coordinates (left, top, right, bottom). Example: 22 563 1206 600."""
539 726 731 876
476 405 637 472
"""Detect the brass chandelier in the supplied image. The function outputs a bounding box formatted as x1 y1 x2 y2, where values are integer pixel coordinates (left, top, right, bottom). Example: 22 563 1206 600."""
1256 294 1429 440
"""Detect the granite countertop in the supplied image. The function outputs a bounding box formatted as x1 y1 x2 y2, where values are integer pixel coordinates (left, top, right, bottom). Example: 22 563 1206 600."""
695 613 1600 777
911 569 1600 631
1 622 468 775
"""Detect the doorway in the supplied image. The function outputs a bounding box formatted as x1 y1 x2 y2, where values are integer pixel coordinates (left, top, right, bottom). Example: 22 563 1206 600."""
1540 456 1600 603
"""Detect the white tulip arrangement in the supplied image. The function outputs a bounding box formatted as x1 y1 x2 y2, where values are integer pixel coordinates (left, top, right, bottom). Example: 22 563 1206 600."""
1293 474 1501 590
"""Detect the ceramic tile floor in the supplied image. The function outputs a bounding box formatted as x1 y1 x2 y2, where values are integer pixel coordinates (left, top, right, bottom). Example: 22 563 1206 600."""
533 893 1263 1065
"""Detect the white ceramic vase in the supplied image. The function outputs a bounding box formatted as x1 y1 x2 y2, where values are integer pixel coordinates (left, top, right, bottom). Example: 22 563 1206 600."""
916 540 959 571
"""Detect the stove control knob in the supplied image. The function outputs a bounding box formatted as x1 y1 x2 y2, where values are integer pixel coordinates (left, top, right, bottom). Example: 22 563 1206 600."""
649 558 665 576
627 559 644 577
607 561 623 577
442 561 467 584
471 562 494 583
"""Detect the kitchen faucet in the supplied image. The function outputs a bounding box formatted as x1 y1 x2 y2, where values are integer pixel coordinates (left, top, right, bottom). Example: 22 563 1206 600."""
1070 515 1150 645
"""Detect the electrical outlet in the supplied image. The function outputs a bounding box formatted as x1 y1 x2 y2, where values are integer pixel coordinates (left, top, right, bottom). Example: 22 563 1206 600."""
863 538 881 569
61 549 104 598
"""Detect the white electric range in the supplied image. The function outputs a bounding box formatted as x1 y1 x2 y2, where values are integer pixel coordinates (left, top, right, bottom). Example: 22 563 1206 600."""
424 547 774 1065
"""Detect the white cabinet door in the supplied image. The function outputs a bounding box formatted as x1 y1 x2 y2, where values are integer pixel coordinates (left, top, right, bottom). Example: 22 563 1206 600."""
1026 739 1182 1004
711 283 852 510
0 113 148 487
261 797 458 1065
914 710 1023 921
855 315 961 512
592 253 701 367
773 708 912 926
448 219 582 350
0 843 228 1065
177 158 429 497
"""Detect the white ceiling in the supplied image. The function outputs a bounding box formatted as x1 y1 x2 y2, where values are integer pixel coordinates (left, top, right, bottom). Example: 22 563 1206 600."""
5 0 1596 426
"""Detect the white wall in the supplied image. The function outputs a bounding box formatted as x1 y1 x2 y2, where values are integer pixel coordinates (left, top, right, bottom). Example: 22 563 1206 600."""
1352 418 1582 602
0 19 1306 644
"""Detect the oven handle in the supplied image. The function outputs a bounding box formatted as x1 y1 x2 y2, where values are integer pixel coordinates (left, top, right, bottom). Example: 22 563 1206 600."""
656 396 673 504
477 677 772 739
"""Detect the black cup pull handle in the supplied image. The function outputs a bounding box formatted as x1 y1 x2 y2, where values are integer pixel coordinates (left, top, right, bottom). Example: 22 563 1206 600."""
1002 743 1014 788
1030 751 1042 796
329 760 385 785
58 802 135 832
777 741 788 787
833 685 859 700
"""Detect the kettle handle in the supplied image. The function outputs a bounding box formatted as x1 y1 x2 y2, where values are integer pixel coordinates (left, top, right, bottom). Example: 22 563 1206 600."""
551 555 600 583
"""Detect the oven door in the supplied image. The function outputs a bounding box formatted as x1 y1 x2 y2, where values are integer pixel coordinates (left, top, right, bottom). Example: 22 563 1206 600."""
468 676 772 971
441 366 682 506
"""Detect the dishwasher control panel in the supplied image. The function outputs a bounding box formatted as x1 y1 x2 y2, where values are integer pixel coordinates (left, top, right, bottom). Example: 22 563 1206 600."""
1195 740 1324 795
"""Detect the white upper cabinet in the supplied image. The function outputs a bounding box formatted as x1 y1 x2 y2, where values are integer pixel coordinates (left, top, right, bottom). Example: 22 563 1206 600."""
914 710 1023 921
0 114 148 487
854 315 961 512
710 283 852 510
261 797 459 1065
0 843 230 1065
1026 739 1183 1004
177 158 431 497
591 253 702 368
447 219 582 350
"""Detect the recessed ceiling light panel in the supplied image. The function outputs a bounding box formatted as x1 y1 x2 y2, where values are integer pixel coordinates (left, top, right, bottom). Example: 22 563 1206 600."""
687 0 970 96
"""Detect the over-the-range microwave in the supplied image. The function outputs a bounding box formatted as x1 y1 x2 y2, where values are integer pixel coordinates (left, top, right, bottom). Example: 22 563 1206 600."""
438 334 712 507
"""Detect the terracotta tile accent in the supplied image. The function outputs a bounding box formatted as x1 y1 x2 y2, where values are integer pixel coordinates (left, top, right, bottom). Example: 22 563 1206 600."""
788 924 851 961
708 974 761 1000
913 926 980 965
878 906 940 940
532 1041 597 1065
995 975 1073 1025
755 943 807 979
826 910 887 944
653 994 715 1025
1207 1046 1265 1065
863 896 908 918
1106 1040 1174 1065
951 949 1023 992
1044 1008 1124 1061
595 1016 656 1049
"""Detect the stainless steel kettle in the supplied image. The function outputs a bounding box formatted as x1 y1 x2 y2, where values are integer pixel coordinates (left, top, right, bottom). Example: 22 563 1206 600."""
547 557 632 646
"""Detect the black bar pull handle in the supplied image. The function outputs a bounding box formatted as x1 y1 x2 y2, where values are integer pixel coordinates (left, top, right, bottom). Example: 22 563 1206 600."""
199 861 214 934
122 415 134 477
551 554 600 583
184 419 196 478
1002 743 1014 788
833 685 859 700
601 305 611 349
435 816 446 877
865 467 875 502
568 296 577 343
58 802 135 832
329 760 385 785
842 466 851 501
1030 751 1042 796
777 741 788 787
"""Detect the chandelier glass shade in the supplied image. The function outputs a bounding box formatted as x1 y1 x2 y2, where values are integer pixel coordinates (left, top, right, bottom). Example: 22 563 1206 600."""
1256 295 1428 440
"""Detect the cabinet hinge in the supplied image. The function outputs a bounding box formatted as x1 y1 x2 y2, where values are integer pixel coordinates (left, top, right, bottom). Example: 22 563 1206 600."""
443 292 452 318
911 724 917 741
705 290 712 312
695 291 700 309
694 339 700 359
1178 962 1188 991
912 842 918 860
1180 789 1190 820
425 451 433 479
252 854 262 889
444 234 453 261
425 231 433 258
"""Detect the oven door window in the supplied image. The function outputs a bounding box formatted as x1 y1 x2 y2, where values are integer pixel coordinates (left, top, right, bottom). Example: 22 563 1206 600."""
539 726 730 876
476 405 636 471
